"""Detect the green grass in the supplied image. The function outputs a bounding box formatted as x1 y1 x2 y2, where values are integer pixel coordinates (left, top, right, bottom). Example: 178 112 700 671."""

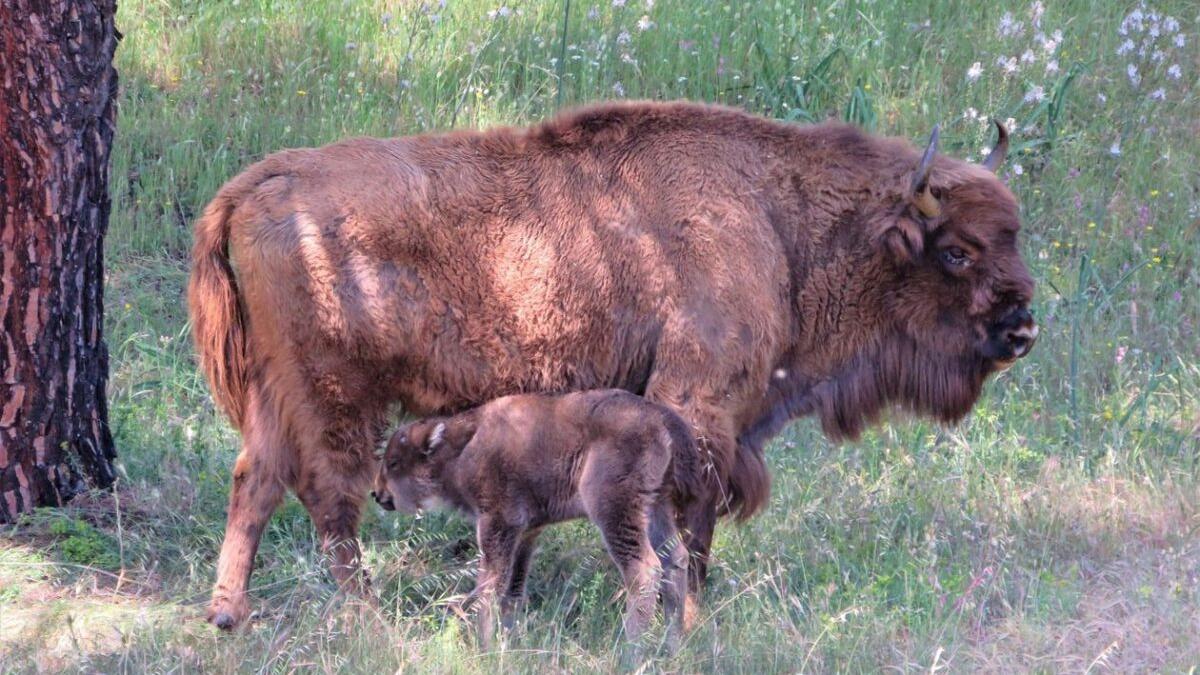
3 0 1199 671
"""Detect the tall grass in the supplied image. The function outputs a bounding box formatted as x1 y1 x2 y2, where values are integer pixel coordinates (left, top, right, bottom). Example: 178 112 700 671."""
2 0 1197 672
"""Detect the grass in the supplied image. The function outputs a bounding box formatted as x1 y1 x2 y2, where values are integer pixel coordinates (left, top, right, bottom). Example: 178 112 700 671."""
2 0 1198 671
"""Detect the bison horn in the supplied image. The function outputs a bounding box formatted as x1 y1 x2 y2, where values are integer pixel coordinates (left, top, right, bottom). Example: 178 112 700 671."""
981 119 1009 172
427 421 445 451
910 125 941 218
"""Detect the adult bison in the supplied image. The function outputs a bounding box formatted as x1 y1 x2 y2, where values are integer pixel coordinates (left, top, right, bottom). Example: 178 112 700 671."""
189 101 1036 629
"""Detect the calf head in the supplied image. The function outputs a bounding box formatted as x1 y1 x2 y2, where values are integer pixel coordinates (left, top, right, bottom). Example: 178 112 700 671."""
373 416 476 513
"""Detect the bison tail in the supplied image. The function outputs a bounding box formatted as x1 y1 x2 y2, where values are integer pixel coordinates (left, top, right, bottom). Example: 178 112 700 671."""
187 185 251 430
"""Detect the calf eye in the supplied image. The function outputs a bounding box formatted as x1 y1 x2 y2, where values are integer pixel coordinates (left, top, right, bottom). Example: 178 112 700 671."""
940 246 971 268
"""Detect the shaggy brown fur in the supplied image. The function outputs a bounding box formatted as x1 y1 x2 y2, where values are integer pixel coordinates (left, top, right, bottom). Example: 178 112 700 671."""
373 389 702 649
188 100 1036 629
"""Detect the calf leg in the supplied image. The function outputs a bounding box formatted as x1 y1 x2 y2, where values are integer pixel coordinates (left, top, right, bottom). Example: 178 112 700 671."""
500 528 541 630
648 502 689 651
471 516 522 650
589 499 661 642
208 386 291 630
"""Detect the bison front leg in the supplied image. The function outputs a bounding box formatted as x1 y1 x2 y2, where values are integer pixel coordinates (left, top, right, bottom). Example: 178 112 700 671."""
644 330 772 631
209 387 291 630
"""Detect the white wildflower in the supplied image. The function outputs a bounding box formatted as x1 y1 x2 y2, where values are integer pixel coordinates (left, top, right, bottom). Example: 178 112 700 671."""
1045 59 1059 75
1020 49 1036 64
1029 0 1044 26
1117 38 1134 56
1052 29 1063 42
1024 84 1045 103
963 106 979 120
1152 49 1165 62
645 0 655 8
587 6 599 19
998 12 1022 37
1167 64 1182 80
1005 117 1017 131
612 0 626 6
636 14 654 31
1174 34 1185 48
1163 16 1179 33
1109 140 1121 156
1042 36 1059 54
616 30 631 45
1127 63 1140 86
1013 163 1024 176
620 52 636 64
1149 88 1166 101
612 81 625 96
1097 92 1107 104
1149 22 1160 38
997 55 1019 75
966 61 983 81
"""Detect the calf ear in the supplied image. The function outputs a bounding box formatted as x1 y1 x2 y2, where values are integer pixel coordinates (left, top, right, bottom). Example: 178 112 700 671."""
426 422 446 453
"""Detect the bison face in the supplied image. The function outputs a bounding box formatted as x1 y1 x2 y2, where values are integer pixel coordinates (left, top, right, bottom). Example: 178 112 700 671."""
885 184 1037 368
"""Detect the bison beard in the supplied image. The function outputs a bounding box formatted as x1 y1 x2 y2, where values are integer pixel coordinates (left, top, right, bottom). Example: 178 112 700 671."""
188 101 1035 629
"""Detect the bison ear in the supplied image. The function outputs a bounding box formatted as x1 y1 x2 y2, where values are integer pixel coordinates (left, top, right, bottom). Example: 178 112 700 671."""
874 215 925 264
908 125 942 218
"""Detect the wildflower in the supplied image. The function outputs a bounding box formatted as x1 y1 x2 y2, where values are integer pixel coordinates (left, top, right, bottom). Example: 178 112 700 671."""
1152 49 1165 62
998 11 1022 37
616 30 631 45
1087 221 1096 228
612 0 626 6
1005 117 1017 131
1127 63 1140 86
1173 34 1185 48
587 6 599 19
1115 345 1127 364
1116 38 1134 56
963 107 979 120
1045 59 1059 75
1029 0 1044 27
612 81 625 96
1013 163 1024 176
1097 92 1107 104
1024 84 1045 103
1167 64 1182 80
1042 36 1059 55
1149 88 1166 101
296 89 307 96
1020 49 1036 64
636 14 654 31
645 0 654 8
1109 140 1121 156
1163 16 1179 34
966 61 983 81
997 55 1019 75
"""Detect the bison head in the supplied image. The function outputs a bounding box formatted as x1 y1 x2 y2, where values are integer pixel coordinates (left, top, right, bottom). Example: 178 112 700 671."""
781 122 1038 441
856 123 1038 425
876 123 1037 367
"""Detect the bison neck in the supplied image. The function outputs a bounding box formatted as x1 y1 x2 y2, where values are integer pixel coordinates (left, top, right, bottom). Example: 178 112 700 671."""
745 334 989 448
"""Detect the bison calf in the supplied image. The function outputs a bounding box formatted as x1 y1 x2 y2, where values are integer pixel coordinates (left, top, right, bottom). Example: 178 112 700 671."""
374 389 702 650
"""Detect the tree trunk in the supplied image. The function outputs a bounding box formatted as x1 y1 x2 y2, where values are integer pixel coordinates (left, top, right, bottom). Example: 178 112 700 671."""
0 0 119 522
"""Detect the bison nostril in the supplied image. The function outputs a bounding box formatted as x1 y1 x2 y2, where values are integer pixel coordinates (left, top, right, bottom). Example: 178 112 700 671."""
1005 323 1039 357
369 491 377 501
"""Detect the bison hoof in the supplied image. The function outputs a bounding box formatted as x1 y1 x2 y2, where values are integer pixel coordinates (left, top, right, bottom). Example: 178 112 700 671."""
207 596 250 631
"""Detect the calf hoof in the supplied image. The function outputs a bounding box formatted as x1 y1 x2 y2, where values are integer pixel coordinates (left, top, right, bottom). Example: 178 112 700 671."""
207 595 250 631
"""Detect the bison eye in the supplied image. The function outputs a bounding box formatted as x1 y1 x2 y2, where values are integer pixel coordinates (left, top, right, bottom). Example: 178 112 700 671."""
940 246 971 268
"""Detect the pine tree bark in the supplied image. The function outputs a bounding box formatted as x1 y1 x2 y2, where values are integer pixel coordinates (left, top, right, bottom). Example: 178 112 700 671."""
0 0 120 522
